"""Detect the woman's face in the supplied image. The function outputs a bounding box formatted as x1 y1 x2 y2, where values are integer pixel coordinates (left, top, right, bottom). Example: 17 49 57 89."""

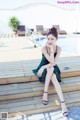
47 34 57 46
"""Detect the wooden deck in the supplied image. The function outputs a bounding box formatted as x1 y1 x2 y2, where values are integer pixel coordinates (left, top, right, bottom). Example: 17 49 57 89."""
0 56 80 118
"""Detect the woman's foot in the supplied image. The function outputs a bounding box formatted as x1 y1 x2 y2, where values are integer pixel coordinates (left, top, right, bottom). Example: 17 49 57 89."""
61 101 68 117
42 92 48 105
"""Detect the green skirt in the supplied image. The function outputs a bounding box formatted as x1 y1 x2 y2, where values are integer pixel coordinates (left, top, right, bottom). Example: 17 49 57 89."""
32 65 61 83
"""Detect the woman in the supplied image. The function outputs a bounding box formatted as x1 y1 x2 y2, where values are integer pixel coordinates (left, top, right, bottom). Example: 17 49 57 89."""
32 27 68 117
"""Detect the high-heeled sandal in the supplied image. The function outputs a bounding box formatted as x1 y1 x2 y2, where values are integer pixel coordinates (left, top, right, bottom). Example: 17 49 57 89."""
61 101 68 117
42 92 48 105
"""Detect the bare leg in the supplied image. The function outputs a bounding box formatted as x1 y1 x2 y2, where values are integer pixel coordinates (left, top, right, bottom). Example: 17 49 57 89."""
42 67 53 102
51 73 68 115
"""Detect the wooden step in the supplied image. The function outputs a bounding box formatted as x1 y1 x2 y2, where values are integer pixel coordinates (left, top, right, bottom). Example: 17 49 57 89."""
0 90 80 118
0 76 80 101
0 56 80 84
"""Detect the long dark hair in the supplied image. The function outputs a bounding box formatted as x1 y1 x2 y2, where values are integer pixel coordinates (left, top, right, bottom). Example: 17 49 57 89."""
48 27 58 39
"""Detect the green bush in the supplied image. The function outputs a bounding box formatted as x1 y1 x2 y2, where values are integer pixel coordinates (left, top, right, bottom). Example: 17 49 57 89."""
9 16 20 32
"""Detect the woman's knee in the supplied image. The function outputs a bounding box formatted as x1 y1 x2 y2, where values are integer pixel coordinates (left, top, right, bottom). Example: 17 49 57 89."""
47 67 54 73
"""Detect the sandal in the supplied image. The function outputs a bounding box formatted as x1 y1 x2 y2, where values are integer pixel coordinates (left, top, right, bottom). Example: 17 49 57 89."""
42 92 48 105
61 101 68 117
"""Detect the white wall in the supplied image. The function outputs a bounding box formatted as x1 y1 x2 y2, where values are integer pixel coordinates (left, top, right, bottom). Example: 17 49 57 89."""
0 4 80 34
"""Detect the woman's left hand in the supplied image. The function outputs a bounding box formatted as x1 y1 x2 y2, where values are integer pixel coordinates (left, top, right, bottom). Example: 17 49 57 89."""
37 66 45 77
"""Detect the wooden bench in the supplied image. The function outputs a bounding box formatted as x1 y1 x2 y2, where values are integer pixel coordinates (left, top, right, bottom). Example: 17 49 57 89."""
0 56 80 118
0 56 80 84
0 77 80 118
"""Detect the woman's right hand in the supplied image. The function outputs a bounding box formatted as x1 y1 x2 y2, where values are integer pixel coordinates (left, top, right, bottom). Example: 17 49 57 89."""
46 42 54 52
46 42 51 48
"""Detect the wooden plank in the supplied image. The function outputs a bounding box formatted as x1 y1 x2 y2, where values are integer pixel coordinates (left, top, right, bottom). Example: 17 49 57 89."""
0 76 32 84
33 91 80 101
35 96 80 109
0 76 80 91
61 71 80 78
61 67 80 72
0 91 80 118
0 92 34 101
0 76 79 91
0 104 36 113
0 88 32 96
0 83 31 91
0 56 79 84
33 85 80 97
8 101 80 118
0 76 79 94
0 91 79 108
0 57 79 70
0 90 79 105
0 77 80 101
0 69 79 85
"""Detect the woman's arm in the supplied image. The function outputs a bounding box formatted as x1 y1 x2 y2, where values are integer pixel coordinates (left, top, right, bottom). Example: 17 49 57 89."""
41 45 55 64
37 46 61 77
37 46 55 77
42 46 61 69
51 46 61 66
